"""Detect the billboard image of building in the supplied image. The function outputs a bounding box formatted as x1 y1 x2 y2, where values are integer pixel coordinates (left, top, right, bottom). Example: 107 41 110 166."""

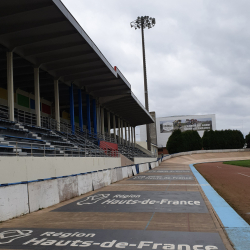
160 118 212 133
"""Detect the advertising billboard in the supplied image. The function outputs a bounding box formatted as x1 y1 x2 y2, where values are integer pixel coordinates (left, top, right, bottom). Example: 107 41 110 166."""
160 118 212 133
140 114 216 148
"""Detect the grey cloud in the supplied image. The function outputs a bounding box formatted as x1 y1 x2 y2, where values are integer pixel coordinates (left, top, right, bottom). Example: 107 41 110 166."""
62 0 250 136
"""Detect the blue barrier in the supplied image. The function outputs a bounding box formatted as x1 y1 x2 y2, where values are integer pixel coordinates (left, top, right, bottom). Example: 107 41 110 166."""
190 164 250 250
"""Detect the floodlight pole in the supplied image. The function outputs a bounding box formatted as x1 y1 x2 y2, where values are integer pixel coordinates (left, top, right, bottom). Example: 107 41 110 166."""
141 19 149 113
140 19 151 151
131 16 156 152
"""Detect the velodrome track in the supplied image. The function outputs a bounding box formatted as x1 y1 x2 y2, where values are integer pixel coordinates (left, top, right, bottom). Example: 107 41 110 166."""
0 151 250 250
164 151 250 165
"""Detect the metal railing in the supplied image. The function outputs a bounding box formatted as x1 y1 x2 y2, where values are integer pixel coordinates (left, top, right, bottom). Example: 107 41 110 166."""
15 108 37 126
0 139 118 158
0 105 37 127
0 105 154 158
0 105 9 120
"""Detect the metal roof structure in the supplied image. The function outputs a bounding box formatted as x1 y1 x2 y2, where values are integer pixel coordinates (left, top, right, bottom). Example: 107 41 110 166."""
0 0 154 127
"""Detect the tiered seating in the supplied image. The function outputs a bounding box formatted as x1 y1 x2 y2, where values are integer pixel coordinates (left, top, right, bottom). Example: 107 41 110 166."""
0 118 107 157
118 144 151 161
24 124 51 134
0 120 82 156
0 126 28 137
54 131 106 157
0 107 154 159
0 119 16 128
0 120 48 156
0 106 9 120
133 146 151 157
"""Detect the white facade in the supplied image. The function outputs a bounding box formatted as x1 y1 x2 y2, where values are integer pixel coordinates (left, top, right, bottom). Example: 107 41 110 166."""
140 114 216 148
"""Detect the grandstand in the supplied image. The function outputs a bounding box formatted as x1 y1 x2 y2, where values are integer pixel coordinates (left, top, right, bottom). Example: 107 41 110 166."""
0 0 155 165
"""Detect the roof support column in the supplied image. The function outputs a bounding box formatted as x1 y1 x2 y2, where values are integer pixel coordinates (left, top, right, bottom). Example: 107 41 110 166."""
7 52 14 122
34 68 41 127
113 114 116 143
54 80 60 131
69 83 75 134
121 119 124 145
93 99 97 135
118 117 121 144
128 124 131 146
107 111 110 137
131 126 134 146
124 122 127 146
96 103 100 134
133 127 136 146
78 89 83 132
101 107 105 138
86 94 91 134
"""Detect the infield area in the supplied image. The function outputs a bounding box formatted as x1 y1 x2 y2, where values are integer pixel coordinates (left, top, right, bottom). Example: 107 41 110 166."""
195 161 250 225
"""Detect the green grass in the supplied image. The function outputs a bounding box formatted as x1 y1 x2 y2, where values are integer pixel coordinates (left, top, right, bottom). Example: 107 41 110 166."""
223 160 250 168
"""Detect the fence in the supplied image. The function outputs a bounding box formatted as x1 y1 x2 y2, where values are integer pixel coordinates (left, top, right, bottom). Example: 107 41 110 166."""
0 105 155 159
0 140 115 157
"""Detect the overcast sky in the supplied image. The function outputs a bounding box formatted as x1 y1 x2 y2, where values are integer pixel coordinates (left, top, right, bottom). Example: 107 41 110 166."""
62 0 250 138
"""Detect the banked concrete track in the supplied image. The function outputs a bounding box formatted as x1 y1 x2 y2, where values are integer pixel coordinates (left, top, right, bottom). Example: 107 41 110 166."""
0 151 250 250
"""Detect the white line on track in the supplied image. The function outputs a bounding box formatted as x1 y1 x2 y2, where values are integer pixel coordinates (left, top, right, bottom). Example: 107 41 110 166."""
238 173 250 178
113 184 210 186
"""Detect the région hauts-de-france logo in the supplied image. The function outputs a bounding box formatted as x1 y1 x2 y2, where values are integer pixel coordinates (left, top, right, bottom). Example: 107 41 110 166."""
77 194 110 205
0 230 33 244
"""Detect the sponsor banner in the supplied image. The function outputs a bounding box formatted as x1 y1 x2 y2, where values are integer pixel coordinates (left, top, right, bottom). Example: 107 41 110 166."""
160 118 212 133
129 175 194 181
148 170 191 173
53 191 208 213
0 229 226 250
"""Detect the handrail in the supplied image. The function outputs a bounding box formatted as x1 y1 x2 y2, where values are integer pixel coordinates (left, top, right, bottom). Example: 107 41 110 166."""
15 108 37 126
0 104 154 158
0 139 89 157
0 105 9 120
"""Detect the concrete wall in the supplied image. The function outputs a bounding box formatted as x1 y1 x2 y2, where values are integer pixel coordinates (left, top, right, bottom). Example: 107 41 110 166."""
149 111 157 145
120 154 134 166
137 141 147 149
28 179 59 213
139 111 157 147
0 184 29 222
0 156 121 184
134 157 157 164
0 158 160 222
0 156 157 184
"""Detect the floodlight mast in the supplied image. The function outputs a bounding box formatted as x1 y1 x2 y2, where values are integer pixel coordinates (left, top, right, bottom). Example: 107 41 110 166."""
130 16 156 151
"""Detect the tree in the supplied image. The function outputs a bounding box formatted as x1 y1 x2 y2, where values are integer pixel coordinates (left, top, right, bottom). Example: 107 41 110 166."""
245 132 250 148
166 129 202 154
166 129 183 154
182 130 202 152
202 129 244 149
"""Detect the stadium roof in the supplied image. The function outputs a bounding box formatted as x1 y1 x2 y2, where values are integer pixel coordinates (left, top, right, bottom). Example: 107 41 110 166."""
0 0 154 127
